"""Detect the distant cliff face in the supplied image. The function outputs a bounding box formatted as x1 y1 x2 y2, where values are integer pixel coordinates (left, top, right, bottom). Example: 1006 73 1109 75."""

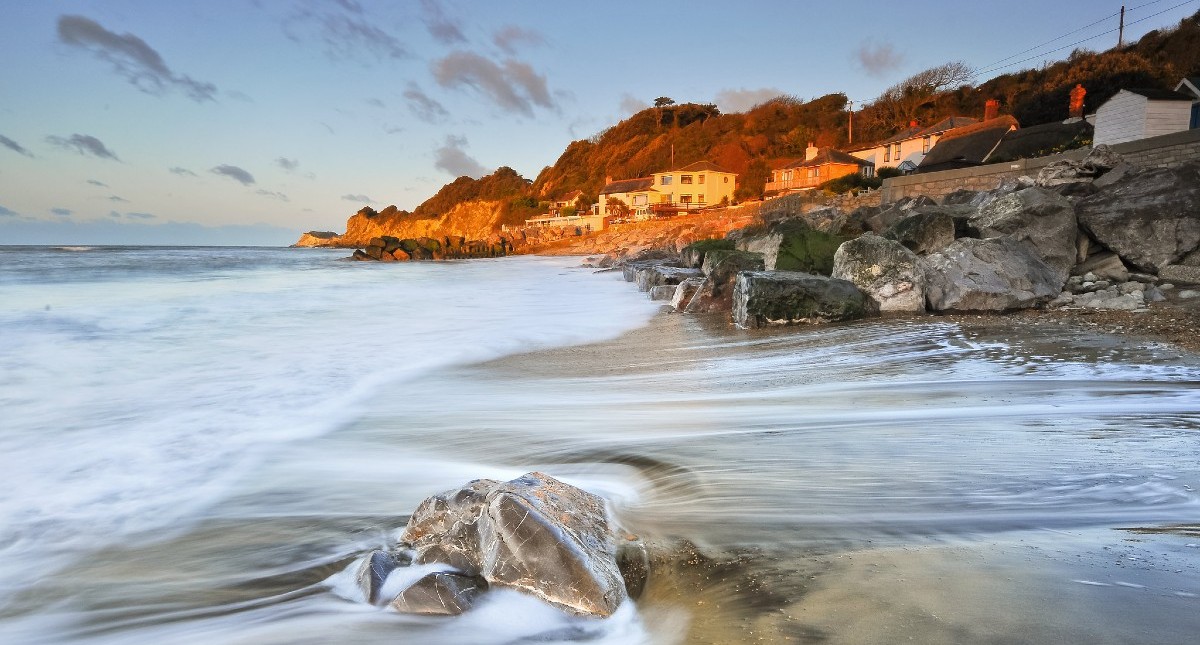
294 200 511 248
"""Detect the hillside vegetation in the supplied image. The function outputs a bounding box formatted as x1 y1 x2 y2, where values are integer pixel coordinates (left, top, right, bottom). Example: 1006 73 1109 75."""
336 10 1200 235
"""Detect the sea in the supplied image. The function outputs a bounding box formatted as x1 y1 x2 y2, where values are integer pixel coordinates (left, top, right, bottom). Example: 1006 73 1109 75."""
1 245 1198 644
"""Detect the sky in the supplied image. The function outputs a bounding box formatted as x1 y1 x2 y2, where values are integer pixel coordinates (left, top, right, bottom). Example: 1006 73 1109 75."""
1 0 1196 245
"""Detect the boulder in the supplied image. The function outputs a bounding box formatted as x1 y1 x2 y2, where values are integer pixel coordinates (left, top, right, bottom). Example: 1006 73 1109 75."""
671 277 705 312
649 285 676 301
924 237 1063 311
390 572 485 616
679 239 734 269
1072 251 1129 282
356 549 407 604
732 271 874 328
400 472 627 618
735 219 845 275
635 265 701 292
832 234 926 313
883 208 957 255
686 250 765 313
968 187 1078 281
1075 162 1200 273
941 189 981 206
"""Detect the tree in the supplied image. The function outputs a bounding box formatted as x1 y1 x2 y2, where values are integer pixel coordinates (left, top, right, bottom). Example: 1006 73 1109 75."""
654 97 676 107
606 197 630 218
870 61 974 130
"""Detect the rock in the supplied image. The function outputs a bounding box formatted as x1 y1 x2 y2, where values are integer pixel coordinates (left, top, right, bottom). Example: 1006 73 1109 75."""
649 285 676 301
401 472 627 618
679 239 734 269
635 265 701 292
941 189 980 206
1179 290 1200 300
670 277 705 312
356 549 405 604
732 271 874 328
392 248 411 261
351 249 372 261
686 250 765 314
995 175 1036 193
1072 251 1129 283
924 237 1063 311
735 219 845 275
832 234 926 313
1082 144 1124 172
1036 159 1097 188
365 245 384 260
1075 162 1200 272
883 209 956 255
1091 161 1136 190
1159 265 1200 285
391 572 485 616
968 187 1078 281
615 536 649 601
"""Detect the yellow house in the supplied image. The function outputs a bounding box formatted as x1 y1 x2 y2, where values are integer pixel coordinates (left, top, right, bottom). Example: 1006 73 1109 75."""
649 161 736 213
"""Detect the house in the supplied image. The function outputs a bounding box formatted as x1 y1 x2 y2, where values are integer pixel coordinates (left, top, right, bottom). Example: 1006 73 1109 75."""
987 119 1093 163
764 144 875 193
598 176 656 218
648 161 736 215
916 115 1019 173
848 116 979 171
550 190 583 214
1093 87 1197 146
1175 77 1200 128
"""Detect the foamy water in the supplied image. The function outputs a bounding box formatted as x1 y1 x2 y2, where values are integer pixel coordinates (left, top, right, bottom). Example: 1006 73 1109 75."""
2 246 1199 644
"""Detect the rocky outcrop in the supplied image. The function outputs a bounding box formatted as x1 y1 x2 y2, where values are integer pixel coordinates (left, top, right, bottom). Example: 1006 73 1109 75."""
354 472 637 618
293 231 342 247
883 208 959 256
735 219 845 275
1035 144 1125 188
732 271 874 328
683 249 766 313
353 234 508 261
924 237 1062 311
968 187 1078 281
1076 162 1200 273
832 234 926 313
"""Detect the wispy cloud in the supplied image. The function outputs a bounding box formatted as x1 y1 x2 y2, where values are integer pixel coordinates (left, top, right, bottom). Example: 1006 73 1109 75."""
169 166 197 177
255 189 290 202
493 26 543 54
366 97 386 109
421 0 465 44
51 207 74 217
855 41 904 77
434 135 486 178
57 15 217 102
619 93 649 116
275 157 300 172
285 1 408 61
715 87 786 113
432 51 554 117
47 133 120 161
210 164 256 186
0 134 34 158
87 179 109 187
0 205 19 217
341 193 374 203
126 212 156 220
404 83 449 123
108 195 130 203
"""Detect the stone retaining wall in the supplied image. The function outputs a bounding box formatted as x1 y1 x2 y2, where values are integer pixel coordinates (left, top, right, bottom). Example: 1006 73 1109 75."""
881 127 1200 203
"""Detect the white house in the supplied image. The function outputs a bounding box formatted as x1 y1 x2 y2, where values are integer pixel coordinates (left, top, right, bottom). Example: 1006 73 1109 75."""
847 116 977 172
1093 87 1197 146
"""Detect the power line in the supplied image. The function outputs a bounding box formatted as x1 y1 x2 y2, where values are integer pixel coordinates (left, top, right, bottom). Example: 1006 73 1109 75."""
973 0 1195 78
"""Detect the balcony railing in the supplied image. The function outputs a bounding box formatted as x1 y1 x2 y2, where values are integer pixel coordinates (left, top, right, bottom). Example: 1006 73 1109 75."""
764 178 819 192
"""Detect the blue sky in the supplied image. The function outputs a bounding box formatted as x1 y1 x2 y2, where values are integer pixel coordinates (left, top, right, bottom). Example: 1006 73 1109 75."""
1 0 1196 245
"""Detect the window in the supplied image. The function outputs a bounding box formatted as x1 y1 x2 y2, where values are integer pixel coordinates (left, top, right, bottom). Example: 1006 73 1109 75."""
681 175 693 184
698 174 706 184
723 177 729 183
922 136 931 154
884 146 891 162
783 170 792 181
809 168 819 180
862 166 875 178
680 194 692 204
698 194 705 203
633 194 647 205
661 175 672 185
893 143 901 159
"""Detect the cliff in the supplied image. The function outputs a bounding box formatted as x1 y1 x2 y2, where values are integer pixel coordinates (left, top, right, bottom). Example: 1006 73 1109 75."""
295 200 512 248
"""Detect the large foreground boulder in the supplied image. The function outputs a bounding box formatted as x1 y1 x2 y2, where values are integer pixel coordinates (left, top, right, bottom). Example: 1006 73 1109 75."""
634 265 702 292
732 271 874 328
684 250 766 313
1075 162 1200 273
832 234 926 313
924 237 1062 311
968 187 1078 281
395 472 628 617
883 207 960 256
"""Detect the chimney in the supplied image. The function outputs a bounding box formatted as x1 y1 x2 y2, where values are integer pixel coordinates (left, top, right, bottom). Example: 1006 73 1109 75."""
984 98 1000 121
1069 84 1086 119
605 175 612 185
805 142 818 161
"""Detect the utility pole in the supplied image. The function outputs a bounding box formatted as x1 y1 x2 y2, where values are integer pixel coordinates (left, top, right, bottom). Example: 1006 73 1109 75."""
848 99 854 145
1118 5 1125 47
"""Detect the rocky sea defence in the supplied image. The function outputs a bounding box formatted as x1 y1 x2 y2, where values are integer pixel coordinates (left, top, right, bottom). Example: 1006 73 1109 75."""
597 146 1200 329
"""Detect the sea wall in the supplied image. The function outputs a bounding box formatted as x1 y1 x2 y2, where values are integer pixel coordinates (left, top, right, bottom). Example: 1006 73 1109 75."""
881 127 1200 203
